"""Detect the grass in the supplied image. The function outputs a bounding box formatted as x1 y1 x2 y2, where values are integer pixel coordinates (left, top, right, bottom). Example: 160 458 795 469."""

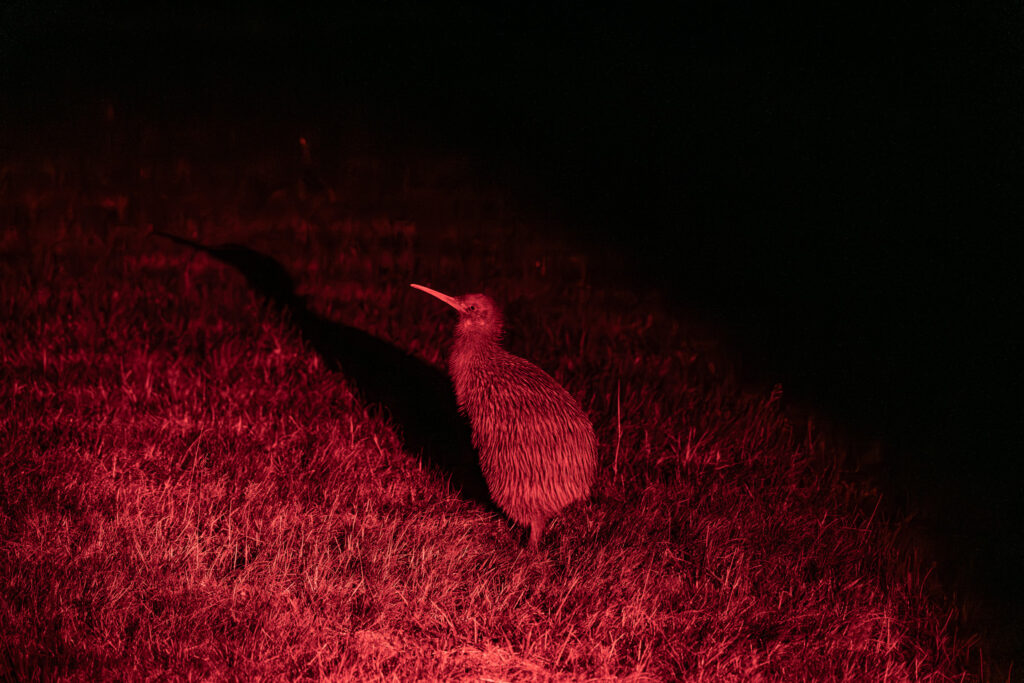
0 114 983 680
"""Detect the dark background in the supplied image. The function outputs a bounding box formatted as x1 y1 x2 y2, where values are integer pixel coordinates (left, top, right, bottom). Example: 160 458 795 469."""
3 0 1021 659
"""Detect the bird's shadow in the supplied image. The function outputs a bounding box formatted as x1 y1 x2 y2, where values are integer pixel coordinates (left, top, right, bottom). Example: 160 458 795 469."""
155 231 491 508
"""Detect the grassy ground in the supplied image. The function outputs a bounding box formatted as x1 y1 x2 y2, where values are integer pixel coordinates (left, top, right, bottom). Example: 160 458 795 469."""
0 115 983 679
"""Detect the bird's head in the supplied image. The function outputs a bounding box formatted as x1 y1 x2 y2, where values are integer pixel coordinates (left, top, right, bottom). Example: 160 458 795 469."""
411 284 504 340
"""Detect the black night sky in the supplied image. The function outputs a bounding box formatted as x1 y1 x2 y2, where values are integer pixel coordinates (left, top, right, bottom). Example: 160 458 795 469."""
3 0 1022 660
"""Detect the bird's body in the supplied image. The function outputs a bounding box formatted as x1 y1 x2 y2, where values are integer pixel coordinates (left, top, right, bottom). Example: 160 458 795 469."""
411 285 597 549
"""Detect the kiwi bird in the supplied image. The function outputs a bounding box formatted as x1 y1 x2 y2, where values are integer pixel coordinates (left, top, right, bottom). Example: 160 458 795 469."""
411 284 597 550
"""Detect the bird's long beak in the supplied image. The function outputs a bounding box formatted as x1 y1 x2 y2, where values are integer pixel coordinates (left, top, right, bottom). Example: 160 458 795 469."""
410 284 463 312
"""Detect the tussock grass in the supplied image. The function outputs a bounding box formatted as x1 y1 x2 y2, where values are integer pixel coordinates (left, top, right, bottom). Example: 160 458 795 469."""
0 119 981 680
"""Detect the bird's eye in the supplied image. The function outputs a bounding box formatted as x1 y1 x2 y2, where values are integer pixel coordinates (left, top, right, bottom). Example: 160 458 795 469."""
467 304 476 311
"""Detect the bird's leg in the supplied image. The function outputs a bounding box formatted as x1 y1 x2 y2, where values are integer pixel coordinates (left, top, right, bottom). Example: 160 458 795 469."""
528 517 547 552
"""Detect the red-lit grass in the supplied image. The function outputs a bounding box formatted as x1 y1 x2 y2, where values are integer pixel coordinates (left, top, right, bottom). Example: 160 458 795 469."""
0 125 981 680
